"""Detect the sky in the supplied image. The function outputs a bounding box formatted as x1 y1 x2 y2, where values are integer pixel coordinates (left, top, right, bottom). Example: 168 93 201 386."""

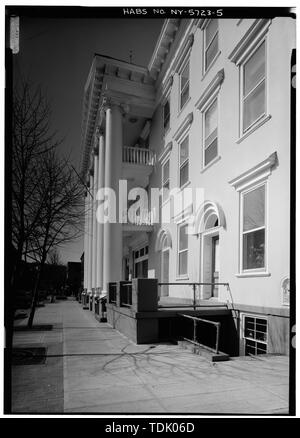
13 14 164 264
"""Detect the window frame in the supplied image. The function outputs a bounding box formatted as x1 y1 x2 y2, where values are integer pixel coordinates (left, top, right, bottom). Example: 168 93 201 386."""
239 181 268 274
241 313 268 356
203 19 219 73
178 134 189 189
133 244 149 278
162 96 171 133
202 95 219 169
162 159 170 204
179 57 190 111
240 38 267 136
177 222 189 278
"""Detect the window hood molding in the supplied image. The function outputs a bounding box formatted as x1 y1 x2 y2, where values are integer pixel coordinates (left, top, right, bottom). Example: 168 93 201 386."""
229 19 272 66
229 152 278 191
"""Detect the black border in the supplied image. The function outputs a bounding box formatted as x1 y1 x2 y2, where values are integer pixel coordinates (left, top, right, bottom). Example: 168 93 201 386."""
3 5 297 419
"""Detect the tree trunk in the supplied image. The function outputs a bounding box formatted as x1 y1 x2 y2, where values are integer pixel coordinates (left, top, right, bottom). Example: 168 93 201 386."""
27 255 46 328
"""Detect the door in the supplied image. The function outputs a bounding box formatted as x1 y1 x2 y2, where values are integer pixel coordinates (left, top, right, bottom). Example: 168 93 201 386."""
161 248 169 297
211 236 220 297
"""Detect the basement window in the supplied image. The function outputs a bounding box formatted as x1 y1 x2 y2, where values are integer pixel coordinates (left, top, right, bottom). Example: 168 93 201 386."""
242 314 268 355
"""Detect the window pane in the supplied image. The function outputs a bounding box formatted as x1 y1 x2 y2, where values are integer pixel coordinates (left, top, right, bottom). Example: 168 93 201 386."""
180 162 189 187
205 34 218 69
162 182 169 202
244 42 265 96
142 259 148 278
245 317 255 339
245 339 256 356
179 225 188 251
205 19 218 47
205 127 218 149
163 161 169 183
256 343 267 355
180 85 189 108
243 185 265 232
204 138 218 166
163 100 170 130
205 100 217 138
179 251 188 275
180 62 189 91
180 137 189 165
243 228 265 270
243 80 265 131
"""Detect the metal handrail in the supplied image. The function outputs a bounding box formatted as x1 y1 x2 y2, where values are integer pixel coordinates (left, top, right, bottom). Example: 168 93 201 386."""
180 313 221 355
158 282 229 310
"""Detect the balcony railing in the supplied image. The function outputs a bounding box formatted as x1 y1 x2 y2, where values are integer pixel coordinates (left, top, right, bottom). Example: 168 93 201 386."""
122 209 154 226
123 146 155 166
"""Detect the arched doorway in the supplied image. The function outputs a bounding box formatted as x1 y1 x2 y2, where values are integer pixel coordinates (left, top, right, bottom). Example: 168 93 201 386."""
161 235 170 297
194 202 226 299
155 229 172 298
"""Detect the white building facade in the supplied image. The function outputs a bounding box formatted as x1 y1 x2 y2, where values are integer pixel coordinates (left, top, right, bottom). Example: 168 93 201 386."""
81 18 294 356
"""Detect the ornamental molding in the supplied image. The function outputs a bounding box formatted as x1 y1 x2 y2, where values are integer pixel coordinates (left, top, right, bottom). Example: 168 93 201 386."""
229 152 278 191
158 141 173 164
174 112 193 141
195 69 224 111
228 19 272 65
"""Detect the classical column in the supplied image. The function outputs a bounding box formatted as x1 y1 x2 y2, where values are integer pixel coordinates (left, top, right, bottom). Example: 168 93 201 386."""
96 130 105 294
91 147 99 296
102 100 124 293
83 191 88 292
87 171 94 294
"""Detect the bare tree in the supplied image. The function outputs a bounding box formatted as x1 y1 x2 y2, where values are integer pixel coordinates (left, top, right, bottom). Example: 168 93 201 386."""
47 248 62 266
27 150 84 327
12 79 85 327
12 80 60 288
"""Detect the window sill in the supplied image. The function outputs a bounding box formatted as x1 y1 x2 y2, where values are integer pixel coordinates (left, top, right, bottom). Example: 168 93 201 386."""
175 276 189 281
178 97 191 116
179 180 191 191
236 114 272 144
201 155 221 173
201 51 221 81
236 272 271 278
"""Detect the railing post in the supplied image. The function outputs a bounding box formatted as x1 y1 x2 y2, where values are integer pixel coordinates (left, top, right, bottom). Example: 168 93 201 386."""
193 319 197 344
215 323 220 354
193 283 196 310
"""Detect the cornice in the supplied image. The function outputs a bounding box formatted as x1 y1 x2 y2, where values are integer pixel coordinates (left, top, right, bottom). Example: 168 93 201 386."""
228 19 272 65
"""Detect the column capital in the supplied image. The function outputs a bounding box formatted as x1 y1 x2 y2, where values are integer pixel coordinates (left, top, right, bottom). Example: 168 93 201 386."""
102 96 130 117
95 125 105 137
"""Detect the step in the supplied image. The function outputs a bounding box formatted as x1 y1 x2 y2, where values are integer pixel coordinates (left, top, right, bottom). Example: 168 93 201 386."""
178 339 229 362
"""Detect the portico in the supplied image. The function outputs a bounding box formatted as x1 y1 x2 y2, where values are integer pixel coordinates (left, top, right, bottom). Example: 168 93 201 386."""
81 54 156 304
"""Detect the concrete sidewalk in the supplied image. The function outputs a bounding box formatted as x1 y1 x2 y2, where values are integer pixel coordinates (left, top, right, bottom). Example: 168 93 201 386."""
11 298 290 414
